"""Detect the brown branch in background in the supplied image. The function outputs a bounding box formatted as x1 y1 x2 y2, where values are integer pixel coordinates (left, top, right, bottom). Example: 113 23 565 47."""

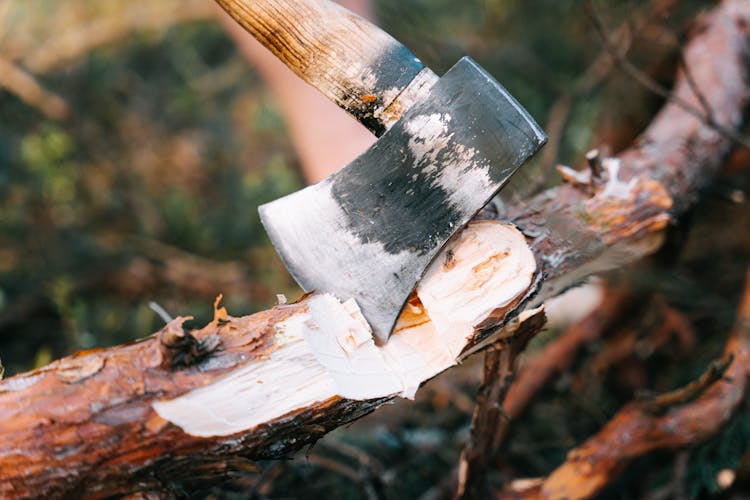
22 1 214 74
456 309 547 499
502 267 750 500
0 58 69 120
0 256 272 340
0 1 215 125
510 0 749 285
639 355 733 415
120 237 275 300
0 235 275 337
584 0 750 151
540 0 679 171
588 294 696 378
308 439 386 500
502 288 632 422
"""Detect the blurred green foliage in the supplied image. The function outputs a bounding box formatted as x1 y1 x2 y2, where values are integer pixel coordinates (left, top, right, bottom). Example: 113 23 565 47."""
0 5 303 373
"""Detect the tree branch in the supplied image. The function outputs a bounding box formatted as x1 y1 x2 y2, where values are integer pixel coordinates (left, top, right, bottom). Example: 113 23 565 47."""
456 312 547 499
502 266 750 499
584 0 750 151
503 287 633 423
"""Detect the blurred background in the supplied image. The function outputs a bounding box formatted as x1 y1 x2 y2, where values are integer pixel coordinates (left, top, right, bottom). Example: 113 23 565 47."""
3 0 750 498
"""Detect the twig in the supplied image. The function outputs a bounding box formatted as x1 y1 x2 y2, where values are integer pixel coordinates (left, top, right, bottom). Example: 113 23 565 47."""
539 10 631 171
306 454 382 500
305 455 361 483
456 308 547 499
541 0 679 171
639 353 733 415
318 439 385 473
148 301 174 324
651 23 717 123
677 50 715 124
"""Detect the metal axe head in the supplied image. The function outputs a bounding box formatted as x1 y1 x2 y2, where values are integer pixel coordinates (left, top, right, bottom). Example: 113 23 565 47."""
260 57 546 344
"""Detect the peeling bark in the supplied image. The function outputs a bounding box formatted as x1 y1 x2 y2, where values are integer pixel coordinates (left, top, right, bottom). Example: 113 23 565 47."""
0 0 749 497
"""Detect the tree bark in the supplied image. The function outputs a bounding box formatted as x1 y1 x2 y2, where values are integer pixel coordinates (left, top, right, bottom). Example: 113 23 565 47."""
1 0 748 497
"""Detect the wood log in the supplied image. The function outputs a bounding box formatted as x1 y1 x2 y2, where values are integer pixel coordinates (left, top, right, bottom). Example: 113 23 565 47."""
1 0 748 496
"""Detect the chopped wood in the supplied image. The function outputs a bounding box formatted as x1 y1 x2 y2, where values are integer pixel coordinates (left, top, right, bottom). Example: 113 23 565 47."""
0 222 538 497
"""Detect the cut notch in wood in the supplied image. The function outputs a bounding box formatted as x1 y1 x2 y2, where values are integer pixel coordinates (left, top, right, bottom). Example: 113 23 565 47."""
152 220 538 437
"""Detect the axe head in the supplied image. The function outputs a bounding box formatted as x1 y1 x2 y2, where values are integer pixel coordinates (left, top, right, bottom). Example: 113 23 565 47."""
260 57 546 344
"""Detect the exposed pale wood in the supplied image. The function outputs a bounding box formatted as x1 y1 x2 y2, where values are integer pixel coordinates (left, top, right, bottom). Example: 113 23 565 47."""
214 0 437 135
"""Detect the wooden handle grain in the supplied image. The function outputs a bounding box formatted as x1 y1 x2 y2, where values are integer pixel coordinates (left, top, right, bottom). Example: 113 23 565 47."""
215 0 437 135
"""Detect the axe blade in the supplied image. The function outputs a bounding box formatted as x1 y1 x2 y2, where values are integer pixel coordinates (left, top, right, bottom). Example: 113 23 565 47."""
260 57 546 344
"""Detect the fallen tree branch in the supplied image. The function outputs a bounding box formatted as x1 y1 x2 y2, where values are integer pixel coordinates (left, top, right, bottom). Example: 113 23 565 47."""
510 0 749 299
502 266 750 499
0 0 748 496
0 221 541 498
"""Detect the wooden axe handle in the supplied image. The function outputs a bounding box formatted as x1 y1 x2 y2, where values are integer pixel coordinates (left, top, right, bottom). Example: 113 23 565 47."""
215 0 437 136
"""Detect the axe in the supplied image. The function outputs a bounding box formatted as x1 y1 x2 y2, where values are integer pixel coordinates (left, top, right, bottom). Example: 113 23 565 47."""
216 0 546 344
